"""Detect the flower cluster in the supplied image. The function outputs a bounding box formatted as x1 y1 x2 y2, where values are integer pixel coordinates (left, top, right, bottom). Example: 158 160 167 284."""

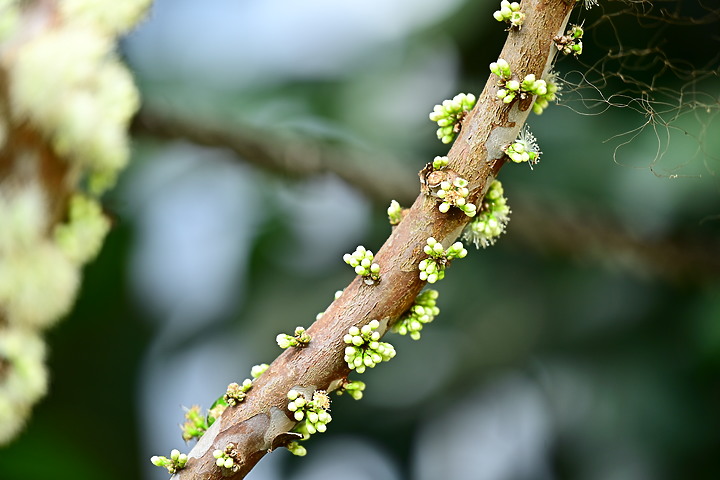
54 194 110 264
343 246 380 284
276 326 311 349
343 320 396 373
418 238 468 284
178 363 267 442
283 389 333 457
554 24 583 56
287 389 332 434
180 399 225 442
213 443 240 472
533 72 561 115
462 180 511 249
436 176 477 217
490 59 513 80
520 75 549 96
286 441 307 457
181 405 209 442
251 363 269 379
392 289 440 340
387 200 403 226
433 155 449 170
1 0 151 445
491 61 549 104
224 379 253 406
151 449 188 474
504 126 541 166
336 379 366 400
10 2 150 193
493 1 524 29
429 93 476 144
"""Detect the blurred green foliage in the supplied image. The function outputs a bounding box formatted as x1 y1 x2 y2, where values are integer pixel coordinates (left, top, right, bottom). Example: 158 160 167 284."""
1 1 719 479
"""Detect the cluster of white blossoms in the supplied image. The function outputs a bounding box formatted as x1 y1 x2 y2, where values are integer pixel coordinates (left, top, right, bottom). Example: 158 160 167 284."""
0 0 151 445
505 126 542 166
554 24 584 56
285 389 333 456
491 59 549 105
276 326 311 349
436 176 477 217
223 379 253 406
213 443 241 473
344 320 396 373
343 246 380 284
463 180 512 249
287 389 332 434
179 364 268 443
151 449 188 475
336 379 366 401
533 72 561 115
392 289 440 340
418 237 468 284
429 93 477 144
493 1 525 29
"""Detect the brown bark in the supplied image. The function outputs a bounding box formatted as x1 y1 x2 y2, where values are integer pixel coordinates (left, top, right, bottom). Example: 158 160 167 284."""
174 1 576 478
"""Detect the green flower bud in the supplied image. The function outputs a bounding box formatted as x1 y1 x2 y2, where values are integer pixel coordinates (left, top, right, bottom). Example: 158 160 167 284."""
432 155 449 170
287 441 307 456
251 364 269 379
277 326 311 349
418 238 467 282
393 289 440 340
387 200 403 225
504 126 541 167
462 179 512 249
343 321 395 371
344 246 380 283
428 93 476 144
490 59 512 79
150 449 188 474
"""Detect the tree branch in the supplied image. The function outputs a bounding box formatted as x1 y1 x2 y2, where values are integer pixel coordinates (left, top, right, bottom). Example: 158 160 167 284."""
134 108 720 286
173 2 576 478
131 108 418 205
509 196 720 283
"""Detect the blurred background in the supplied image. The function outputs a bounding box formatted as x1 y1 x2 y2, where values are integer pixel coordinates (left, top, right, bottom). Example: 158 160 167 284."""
1 0 719 479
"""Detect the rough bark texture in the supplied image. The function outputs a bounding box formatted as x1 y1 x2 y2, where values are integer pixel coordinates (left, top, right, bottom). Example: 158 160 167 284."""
174 1 575 478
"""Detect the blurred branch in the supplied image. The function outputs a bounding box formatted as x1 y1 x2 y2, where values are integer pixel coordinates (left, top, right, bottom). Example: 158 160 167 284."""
132 110 720 286
132 108 418 204
510 195 720 284
167 1 577 478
